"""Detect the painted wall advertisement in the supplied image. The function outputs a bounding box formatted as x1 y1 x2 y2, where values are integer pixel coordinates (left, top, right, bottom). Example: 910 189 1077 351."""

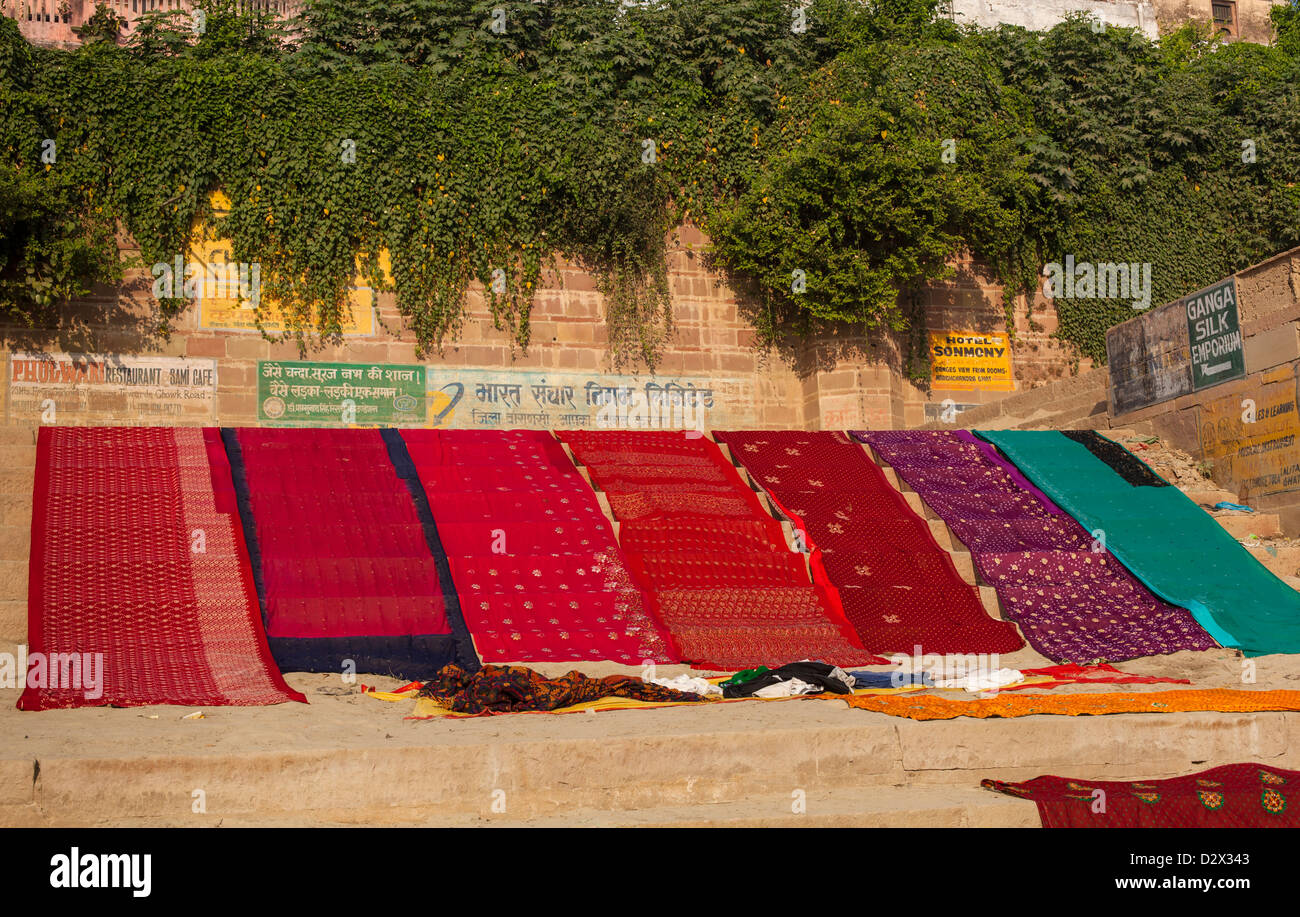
928 331 1014 391
258 361 426 426
5 352 217 424
1106 300 1193 416
1198 366 1300 500
424 369 754 430
189 190 379 335
256 363 752 429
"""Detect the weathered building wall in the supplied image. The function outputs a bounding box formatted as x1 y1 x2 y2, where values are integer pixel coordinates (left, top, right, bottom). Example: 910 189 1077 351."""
5 0 1283 48
2 0 302 48
1152 0 1284 43
949 0 1160 38
1085 246 1300 528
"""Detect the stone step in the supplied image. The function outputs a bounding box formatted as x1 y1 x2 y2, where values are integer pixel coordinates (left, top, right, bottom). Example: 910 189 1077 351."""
903 491 940 521
0 473 34 496
951 550 976 585
0 427 38 446
1215 512 1282 540
4 696 1291 827
0 525 30 562
0 561 28 602
0 446 36 467
0 786 1043 828
1243 542 1300 582
1183 488 1244 507
979 585 1003 619
0 495 32 528
928 518 956 551
0 600 25 643
416 785 1040 828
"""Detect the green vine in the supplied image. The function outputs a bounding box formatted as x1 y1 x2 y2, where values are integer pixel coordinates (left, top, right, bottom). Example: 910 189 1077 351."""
3 1 1300 370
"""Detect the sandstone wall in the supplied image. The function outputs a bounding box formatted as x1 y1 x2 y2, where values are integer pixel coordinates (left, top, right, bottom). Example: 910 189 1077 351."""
0 224 1081 432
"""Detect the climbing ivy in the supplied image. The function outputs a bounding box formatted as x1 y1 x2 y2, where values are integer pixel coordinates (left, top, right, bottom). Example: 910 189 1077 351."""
2 1 1299 368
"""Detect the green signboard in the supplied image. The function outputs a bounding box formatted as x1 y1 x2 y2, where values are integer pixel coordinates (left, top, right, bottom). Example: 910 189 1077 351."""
257 360 427 426
1185 277 1245 391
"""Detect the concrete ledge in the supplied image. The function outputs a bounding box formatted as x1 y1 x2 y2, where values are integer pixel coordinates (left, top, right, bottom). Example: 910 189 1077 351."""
5 672 1299 826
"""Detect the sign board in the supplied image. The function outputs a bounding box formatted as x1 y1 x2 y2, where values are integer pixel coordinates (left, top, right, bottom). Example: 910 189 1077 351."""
928 331 1014 391
1186 277 1245 391
1107 275 1245 415
5 352 217 424
258 360 426 426
1106 301 1194 415
423 368 754 429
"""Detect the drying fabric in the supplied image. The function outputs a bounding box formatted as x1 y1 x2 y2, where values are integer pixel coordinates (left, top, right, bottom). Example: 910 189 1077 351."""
858 430 1215 662
752 678 820 697
1061 430 1170 487
715 430 1023 656
228 428 475 680
561 430 883 670
1000 663 1190 691
851 670 935 689
20 427 304 711
416 663 704 714
837 688 1300 720
649 674 724 696
404 429 678 665
932 667 1025 693
618 518 787 555
626 551 812 590
983 764 1300 827
979 430 1300 656
721 666 772 687
370 673 925 717
1215 501 1254 513
720 660 857 698
436 520 617 556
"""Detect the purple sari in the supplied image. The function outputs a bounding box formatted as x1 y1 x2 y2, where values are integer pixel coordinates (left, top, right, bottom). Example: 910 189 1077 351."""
855 430 1216 663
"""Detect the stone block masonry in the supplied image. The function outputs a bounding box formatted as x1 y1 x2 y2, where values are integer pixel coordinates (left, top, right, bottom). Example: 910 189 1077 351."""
0 226 1080 432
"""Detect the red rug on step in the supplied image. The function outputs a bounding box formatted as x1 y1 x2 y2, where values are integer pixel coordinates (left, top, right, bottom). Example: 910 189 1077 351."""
20 427 304 711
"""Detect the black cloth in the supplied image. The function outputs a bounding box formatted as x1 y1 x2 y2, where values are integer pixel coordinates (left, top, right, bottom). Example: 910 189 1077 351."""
1062 430 1169 487
721 661 854 699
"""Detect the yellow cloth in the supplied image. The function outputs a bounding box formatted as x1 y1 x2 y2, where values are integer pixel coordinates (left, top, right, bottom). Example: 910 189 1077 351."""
367 678 925 718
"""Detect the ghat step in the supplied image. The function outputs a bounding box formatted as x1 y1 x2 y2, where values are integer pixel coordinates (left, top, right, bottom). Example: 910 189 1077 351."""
2 676 1294 827
1214 511 1283 540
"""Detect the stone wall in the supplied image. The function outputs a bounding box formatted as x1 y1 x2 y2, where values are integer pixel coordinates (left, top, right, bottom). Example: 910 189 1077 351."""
0 224 1082 432
1108 247 1300 526
950 0 1160 37
1151 0 1284 43
950 0 1283 43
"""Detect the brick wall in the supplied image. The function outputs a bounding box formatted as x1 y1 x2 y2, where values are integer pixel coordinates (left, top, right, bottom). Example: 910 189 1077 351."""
0 223 1080 431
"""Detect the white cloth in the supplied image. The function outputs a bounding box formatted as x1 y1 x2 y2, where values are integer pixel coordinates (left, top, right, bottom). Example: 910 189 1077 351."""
752 677 821 698
933 668 1024 693
824 665 857 693
648 674 722 696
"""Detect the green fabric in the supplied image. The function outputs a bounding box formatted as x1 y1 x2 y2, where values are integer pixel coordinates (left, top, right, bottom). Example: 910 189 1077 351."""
977 430 1300 656
721 666 770 687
